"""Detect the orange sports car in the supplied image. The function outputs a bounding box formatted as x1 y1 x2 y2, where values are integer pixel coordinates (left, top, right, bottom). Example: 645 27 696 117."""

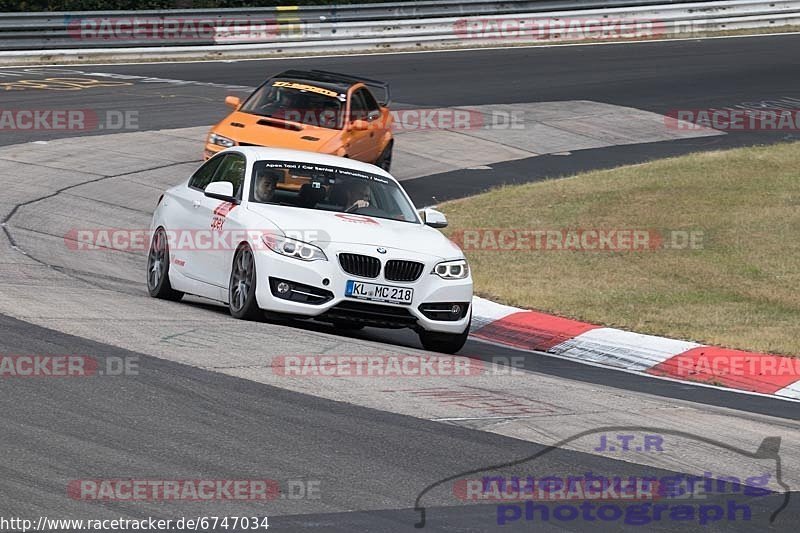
205 70 394 171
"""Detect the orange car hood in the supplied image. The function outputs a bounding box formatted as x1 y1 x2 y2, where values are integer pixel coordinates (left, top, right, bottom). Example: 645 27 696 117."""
214 111 341 151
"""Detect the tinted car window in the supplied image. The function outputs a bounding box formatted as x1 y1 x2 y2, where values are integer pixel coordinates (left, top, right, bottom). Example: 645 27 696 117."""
361 89 381 117
204 153 246 199
350 90 368 121
189 156 224 191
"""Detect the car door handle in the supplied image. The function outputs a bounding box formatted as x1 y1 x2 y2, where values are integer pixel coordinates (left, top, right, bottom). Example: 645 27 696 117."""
193 200 202 208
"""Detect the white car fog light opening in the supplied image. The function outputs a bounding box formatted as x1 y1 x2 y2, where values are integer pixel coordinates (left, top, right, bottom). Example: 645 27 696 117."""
276 281 291 295
433 259 469 280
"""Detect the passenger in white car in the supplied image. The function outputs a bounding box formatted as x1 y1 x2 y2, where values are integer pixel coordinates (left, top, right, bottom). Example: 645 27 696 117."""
253 169 283 203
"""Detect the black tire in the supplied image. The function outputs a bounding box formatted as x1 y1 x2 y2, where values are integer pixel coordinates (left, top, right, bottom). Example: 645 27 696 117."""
229 244 261 320
375 141 393 171
146 227 183 301
418 320 470 354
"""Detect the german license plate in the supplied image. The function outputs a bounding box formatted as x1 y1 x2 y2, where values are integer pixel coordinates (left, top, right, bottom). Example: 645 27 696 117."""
345 280 413 305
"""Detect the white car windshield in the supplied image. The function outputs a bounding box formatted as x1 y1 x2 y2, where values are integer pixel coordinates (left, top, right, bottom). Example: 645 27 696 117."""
249 160 420 224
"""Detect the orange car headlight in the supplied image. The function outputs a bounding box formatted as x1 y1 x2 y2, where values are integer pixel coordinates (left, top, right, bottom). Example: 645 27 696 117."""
209 133 235 148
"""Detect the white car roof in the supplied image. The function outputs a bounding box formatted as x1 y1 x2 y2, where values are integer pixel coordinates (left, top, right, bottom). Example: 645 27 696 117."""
224 146 397 183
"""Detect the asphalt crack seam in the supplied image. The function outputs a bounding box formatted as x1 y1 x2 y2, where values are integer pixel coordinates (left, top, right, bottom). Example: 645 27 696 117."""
1 159 198 292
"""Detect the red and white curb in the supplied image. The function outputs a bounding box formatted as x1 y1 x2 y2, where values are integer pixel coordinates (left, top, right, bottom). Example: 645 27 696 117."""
470 297 800 401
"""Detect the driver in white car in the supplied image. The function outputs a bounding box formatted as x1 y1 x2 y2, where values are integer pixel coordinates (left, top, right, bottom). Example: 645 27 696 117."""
344 180 371 212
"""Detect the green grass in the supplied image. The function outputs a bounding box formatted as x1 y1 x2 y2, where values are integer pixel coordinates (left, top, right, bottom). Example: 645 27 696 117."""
441 142 800 356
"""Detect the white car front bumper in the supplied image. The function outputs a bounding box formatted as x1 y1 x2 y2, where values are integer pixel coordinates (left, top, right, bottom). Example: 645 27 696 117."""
253 243 472 334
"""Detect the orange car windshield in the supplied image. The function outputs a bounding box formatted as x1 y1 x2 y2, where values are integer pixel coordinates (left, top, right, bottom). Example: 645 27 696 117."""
239 83 345 130
249 160 419 224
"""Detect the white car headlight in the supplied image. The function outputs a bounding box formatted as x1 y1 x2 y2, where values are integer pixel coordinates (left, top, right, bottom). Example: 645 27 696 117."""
262 234 327 262
433 259 469 280
209 133 235 148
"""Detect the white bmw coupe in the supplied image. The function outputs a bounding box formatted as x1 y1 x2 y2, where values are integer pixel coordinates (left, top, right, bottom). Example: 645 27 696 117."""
147 147 473 353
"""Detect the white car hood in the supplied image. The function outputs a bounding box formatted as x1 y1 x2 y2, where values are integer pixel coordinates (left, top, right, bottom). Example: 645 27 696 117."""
247 204 462 259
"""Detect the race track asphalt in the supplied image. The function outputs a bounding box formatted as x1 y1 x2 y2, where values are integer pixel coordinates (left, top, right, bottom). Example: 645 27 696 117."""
2 313 797 531
1 33 799 531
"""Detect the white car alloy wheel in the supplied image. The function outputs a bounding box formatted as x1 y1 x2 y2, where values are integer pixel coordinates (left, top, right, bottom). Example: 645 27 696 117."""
146 227 183 301
229 244 260 320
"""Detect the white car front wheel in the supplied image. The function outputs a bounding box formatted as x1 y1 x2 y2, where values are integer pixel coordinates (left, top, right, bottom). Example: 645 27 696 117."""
229 244 261 320
418 315 470 354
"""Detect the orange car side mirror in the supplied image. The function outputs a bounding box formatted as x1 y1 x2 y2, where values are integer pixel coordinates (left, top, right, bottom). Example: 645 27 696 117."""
350 119 370 131
225 96 241 109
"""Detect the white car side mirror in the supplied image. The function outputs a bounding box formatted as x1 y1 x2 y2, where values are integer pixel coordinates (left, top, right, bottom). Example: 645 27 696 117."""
204 181 238 203
422 208 448 228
